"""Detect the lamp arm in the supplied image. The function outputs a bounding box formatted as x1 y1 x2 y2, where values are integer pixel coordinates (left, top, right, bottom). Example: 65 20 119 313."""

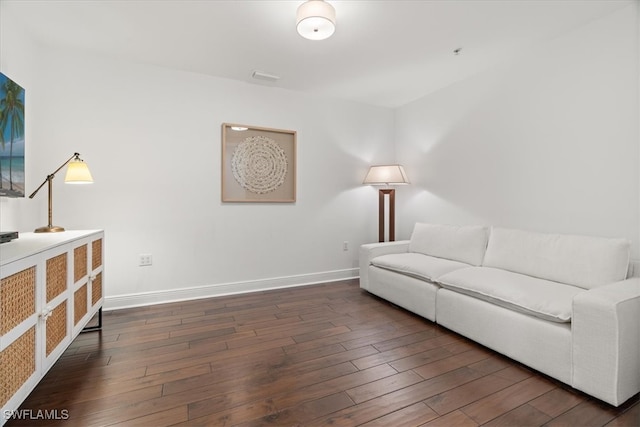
28 153 80 199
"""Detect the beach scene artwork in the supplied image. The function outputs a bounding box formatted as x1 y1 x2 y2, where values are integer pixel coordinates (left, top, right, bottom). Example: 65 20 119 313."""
0 72 25 198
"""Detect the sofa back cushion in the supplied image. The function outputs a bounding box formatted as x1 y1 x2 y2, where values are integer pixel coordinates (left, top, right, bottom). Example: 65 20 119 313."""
409 223 489 266
483 227 630 289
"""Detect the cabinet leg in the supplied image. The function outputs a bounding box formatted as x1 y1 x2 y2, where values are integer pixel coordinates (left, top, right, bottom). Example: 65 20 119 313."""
81 307 102 333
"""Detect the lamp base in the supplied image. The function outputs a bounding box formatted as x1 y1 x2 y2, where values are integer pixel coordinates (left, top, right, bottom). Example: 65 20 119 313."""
34 225 65 233
378 189 395 242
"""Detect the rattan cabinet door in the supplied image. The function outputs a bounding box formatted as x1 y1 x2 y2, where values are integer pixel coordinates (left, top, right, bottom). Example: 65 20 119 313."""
42 248 72 372
72 239 89 336
0 258 39 419
71 235 101 337
89 236 104 311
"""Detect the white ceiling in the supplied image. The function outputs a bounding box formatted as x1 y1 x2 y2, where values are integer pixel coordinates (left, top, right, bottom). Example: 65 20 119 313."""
1 0 632 108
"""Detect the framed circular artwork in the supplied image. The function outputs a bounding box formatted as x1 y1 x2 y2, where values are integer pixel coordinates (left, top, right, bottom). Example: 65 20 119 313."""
222 123 296 202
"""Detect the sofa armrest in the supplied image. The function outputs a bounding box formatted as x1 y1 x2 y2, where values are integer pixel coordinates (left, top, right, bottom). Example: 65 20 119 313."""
359 241 410 290
572 277 640 406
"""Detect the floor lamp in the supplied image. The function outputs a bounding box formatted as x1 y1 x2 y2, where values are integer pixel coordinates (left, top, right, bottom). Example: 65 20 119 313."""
363 164 409 242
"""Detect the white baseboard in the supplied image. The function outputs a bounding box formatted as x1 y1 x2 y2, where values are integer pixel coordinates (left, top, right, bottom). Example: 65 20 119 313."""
103 268 359 311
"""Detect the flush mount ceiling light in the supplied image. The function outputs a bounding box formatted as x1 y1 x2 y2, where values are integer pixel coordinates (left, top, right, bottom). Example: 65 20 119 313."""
296 0 336 41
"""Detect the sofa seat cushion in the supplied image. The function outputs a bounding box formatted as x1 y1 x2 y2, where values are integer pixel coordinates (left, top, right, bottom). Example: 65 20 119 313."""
436 267 585 323
371 253 472 282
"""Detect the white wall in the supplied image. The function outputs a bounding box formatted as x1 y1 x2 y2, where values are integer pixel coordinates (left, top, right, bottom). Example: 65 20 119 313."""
395 4 640 258
0 42 394 307
0 9 42 231
3 3 638 309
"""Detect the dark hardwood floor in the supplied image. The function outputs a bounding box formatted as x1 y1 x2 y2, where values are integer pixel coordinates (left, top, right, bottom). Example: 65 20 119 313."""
7 279 639 426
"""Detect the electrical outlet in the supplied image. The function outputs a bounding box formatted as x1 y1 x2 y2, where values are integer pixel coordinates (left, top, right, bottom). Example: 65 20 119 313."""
343 241 349 251
139 254 152 266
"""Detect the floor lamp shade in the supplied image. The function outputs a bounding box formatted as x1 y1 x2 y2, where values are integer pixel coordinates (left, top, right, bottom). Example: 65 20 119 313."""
363 165 409 186
363 165 409 242
29 153 94 233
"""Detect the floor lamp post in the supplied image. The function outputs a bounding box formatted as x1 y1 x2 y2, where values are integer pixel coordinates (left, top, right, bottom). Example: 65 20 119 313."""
363 164 409 242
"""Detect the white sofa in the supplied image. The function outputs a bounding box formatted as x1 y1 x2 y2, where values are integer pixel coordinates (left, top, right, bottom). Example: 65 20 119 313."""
359 223 640 407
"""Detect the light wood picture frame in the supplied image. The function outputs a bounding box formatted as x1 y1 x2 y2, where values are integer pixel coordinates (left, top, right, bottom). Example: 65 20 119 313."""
222 123 296 203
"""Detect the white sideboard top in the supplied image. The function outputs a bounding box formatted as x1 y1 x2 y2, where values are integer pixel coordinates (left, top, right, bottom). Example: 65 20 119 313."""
0 230 103 266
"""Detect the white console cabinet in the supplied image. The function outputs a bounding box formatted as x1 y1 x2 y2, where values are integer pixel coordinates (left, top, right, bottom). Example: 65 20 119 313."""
0 230 104 425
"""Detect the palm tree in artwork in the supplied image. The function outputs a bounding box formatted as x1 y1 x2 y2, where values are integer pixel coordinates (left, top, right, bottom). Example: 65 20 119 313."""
0 77 25 191
0 108 4 189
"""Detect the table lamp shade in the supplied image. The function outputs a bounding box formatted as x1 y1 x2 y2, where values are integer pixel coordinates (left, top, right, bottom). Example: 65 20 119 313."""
65 158 93 183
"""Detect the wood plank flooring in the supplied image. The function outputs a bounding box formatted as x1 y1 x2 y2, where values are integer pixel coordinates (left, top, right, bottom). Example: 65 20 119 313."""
7 279 639 426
